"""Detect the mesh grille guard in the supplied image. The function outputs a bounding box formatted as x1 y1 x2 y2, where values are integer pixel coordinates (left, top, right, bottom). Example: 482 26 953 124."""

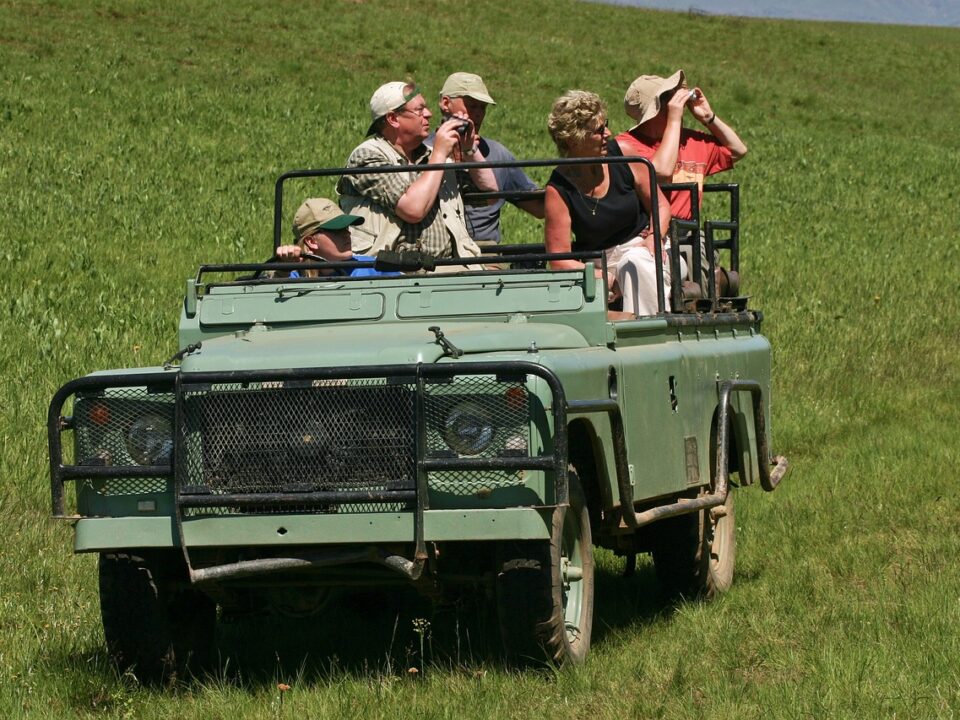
172 363 564 513
176 381 419 506
168 362 566 583
49 361 571 519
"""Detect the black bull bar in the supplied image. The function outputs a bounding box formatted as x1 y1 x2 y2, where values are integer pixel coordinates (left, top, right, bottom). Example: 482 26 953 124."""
48 362 786 583
48 361 571 581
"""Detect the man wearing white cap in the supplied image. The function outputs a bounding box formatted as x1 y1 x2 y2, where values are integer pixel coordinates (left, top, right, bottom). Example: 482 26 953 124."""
431 72 544 243
337 81 497 260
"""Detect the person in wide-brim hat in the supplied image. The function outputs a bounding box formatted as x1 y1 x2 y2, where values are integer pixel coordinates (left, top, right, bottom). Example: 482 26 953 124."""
623 69 687 129
617 69 748 195
616 69 748 295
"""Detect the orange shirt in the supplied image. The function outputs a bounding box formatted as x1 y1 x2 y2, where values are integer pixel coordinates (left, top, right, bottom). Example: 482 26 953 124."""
616 129 733 220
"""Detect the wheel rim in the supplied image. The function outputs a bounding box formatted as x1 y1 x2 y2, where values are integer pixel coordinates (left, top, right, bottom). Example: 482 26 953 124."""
560 505 585 645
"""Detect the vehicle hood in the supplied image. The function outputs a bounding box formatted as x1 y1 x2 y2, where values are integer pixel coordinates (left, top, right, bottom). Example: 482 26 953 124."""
179 321 590 372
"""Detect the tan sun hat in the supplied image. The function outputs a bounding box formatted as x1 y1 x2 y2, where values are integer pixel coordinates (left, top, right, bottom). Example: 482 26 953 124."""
366 81 421 135
292 198 363 242
439 72 496 105
623 69 686 127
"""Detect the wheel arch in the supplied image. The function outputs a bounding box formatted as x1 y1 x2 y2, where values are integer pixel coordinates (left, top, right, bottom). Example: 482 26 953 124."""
566 417 611 536
711 390 762 487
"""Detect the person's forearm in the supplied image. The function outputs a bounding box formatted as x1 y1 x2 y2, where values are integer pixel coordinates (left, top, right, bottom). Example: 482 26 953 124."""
659 208 672 238
395 159 446 222
465 146 497 192
657 186 672 237
633 167 672 237
548 258 584 272
651 119 682 180
703 115 748 161
516 197 545 219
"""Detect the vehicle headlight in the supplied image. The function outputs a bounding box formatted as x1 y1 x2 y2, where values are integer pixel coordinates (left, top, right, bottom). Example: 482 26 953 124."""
443 402 496 456
125 414 173 465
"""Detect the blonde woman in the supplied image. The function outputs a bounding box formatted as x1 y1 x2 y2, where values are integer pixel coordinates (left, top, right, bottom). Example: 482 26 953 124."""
544 90 684 316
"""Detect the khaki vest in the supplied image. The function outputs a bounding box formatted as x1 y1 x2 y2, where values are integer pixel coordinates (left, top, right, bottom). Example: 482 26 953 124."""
338 136 482 259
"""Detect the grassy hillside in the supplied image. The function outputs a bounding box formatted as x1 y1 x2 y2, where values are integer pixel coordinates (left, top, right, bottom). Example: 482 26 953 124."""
1 1 959 717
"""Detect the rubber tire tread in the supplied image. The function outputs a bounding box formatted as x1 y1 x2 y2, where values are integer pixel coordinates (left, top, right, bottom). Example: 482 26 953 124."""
651 489 735 599
496 472 594 666
99 552 215 684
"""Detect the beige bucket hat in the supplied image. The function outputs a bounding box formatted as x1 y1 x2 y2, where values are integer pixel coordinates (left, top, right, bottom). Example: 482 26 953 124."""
623 69 686 127
292 198 363 242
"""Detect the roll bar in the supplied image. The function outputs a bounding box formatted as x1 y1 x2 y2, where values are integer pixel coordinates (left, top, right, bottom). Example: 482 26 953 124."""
273 156 671 314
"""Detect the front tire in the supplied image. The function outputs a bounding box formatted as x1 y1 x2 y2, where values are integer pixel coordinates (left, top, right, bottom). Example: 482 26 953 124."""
496 471 594 665
99 551 216 684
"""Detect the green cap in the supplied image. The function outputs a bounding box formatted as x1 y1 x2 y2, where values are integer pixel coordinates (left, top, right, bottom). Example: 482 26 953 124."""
292 198 363 242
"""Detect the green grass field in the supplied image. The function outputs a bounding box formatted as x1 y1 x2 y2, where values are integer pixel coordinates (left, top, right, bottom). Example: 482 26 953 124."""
2 1 959 717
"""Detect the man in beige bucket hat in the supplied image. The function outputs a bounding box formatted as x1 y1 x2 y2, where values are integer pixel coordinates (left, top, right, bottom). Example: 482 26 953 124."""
615 69 748 221
615 70 747 294
336 80 497 261
427 72 544 243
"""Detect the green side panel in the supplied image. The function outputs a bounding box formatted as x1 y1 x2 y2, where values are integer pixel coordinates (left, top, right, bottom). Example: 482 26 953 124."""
680 328 768 491
614 325 771 500
73 507 552 552
533 320 771 506
396 282 583 318
200 289 386 326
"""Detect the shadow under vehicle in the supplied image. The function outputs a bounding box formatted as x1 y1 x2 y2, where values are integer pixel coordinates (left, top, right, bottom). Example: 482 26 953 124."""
47 155 788 683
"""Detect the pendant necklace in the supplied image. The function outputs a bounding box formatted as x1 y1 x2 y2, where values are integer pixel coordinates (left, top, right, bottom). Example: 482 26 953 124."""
574 167 602 216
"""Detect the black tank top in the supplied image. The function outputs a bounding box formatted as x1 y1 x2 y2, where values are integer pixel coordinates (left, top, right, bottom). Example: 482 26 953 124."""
547 143 649 251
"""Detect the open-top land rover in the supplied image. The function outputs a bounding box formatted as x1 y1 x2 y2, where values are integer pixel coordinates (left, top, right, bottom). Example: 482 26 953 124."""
48 156 787 681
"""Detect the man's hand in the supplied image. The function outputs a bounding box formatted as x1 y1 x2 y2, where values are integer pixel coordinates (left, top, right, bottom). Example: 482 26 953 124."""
432 115 470 160
275 244 304 262
687 87 715 125
666 87 692 123
686 87 747 160
440 111 497 191
605 270 622 303
642 232 657 258
454 112 480 157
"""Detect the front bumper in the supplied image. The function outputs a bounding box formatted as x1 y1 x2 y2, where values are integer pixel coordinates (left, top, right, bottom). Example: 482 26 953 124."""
72 507 552 553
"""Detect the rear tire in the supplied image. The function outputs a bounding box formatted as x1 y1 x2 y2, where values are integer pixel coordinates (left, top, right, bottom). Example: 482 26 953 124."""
99 551 216 684
651 488 736 599
496 471 594 665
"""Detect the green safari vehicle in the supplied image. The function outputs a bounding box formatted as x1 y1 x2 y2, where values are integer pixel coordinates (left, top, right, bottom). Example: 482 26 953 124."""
47 157 788 681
